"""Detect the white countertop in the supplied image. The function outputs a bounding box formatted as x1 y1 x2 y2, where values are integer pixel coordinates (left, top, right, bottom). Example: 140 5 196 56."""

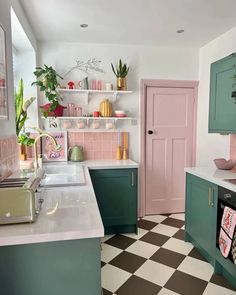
0 159 139 247
185 166 236 192
80 159 139 169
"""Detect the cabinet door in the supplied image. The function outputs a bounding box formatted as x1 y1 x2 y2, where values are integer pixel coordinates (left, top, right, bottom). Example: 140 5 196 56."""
209 54 236 133
89 169 137 231
185 174 218 255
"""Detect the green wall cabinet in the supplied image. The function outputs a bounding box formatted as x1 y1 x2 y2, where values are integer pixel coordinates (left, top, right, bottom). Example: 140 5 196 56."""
185 173 218 264
89 168 138 235
209 53 236 133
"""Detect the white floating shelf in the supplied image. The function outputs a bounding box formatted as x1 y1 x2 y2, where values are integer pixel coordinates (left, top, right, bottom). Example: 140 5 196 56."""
42 116 132 120
57 89 132 94
57 89 133 103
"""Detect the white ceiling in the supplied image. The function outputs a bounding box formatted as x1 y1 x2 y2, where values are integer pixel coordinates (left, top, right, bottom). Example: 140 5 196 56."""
20 0 236 47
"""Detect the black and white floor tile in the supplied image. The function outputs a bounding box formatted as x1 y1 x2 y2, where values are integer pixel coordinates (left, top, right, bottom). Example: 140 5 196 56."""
101 213 236 295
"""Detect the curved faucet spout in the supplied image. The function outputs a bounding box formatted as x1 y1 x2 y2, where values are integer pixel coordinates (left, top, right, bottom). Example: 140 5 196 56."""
33 133 58 169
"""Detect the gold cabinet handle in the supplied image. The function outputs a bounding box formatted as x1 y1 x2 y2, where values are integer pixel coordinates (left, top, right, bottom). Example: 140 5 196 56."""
131 172 135 187
208 188 212 207
208 188 214 207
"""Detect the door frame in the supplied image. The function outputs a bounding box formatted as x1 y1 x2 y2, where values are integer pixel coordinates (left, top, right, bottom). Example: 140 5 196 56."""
140 79 199 217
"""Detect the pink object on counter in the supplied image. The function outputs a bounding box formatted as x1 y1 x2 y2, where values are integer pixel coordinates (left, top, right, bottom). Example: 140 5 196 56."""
213 158 235 170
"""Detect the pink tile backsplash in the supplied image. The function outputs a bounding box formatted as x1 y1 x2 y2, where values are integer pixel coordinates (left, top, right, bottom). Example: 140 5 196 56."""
25 131 129 161
230 135 236 161
68 132 129 160
0 136 19 176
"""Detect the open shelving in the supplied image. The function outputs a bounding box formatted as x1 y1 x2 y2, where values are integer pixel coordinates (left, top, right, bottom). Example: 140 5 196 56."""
57 88 133 103
41 116 133 131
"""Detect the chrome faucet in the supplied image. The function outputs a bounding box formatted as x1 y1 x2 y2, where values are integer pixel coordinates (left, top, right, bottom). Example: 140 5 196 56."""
33 133 58 169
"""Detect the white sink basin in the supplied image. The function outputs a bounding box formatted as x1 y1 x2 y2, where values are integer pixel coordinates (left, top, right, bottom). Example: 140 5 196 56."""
43 164 78 175
40 164 86 187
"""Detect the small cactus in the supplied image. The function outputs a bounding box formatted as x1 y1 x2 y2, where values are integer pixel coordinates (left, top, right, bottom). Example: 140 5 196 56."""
111 59 129 78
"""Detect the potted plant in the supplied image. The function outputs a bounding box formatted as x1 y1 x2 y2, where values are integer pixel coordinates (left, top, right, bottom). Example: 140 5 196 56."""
32 65 66 117
111 59 129 90
15 78 36 160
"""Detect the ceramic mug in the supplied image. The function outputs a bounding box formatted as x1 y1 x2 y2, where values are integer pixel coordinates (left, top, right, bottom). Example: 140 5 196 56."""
78 77 89 90
105 83 113 91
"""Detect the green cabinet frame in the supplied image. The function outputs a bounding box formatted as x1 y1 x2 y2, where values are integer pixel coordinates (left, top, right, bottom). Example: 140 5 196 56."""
89 168 138 235
209 53 236 133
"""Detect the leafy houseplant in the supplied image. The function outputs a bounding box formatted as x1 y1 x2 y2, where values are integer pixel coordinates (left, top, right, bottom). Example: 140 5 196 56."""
32 65 65 117
15 79 36 160
111 59 129 90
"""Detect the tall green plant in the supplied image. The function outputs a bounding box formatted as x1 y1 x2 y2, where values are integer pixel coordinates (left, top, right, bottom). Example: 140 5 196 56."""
111 59 129 78
15 79 35 146
32 65 63 117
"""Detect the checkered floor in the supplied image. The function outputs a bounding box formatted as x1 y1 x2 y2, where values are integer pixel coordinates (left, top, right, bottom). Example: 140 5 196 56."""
101 213 236 295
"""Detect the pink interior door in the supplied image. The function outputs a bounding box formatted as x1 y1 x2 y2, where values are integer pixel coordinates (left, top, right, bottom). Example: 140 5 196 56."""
145 86 195 214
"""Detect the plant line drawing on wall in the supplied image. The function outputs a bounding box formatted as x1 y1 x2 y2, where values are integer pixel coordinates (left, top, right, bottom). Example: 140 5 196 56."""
62 58 105 78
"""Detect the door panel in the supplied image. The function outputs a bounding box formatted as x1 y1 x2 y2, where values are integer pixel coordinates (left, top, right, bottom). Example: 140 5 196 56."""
209 55 236 133
146 86 195 214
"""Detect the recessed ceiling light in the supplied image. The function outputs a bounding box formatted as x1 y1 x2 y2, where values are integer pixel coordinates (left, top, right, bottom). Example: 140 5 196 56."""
80 24 88 28
176 29 185 34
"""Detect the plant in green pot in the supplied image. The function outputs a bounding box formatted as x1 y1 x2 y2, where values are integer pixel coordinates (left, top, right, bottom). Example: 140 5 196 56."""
32 65 66 117
15 78 36 160
111 59 129 90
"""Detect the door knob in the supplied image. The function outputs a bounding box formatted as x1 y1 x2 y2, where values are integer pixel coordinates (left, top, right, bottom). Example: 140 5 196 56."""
147 130 153 134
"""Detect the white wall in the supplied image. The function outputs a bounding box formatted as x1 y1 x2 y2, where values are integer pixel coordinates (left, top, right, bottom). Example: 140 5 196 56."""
0 0 37 138
14 50 38 128
197 26 236 166
38 41 199 161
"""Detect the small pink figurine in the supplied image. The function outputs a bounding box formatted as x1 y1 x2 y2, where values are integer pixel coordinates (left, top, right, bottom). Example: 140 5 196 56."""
68 81 75 89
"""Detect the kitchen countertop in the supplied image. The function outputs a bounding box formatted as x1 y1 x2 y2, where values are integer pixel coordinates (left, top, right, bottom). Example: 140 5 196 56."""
185 166 236 192
0 159 139 247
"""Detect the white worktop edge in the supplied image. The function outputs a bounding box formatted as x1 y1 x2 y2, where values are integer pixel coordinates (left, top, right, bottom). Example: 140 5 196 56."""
185 166 236 192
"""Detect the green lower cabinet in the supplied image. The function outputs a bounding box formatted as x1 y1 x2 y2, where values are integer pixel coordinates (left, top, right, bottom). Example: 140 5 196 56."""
0 238 101 295
185 173 236 288
89 168 138 235
185 173 218 264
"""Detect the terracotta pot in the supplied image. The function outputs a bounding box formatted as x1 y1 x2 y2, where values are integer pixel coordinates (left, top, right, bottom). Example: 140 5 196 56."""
117 77 127 91
40 103 67 117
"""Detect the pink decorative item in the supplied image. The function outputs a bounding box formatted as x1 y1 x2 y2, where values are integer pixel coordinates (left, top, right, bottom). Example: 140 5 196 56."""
91 80 97 90
114 110 126 117
93 111 100 117
97 80 102 90
40 103 66 117
0 79 5 87
68 81 75 89
74 106 82 117
213 158 235 170
67 103 75 117
42 131 68 162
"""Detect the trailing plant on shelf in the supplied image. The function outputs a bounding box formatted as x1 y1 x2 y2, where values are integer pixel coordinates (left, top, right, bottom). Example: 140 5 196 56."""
32 65 64 117
111 59 129 91
15 79 36 160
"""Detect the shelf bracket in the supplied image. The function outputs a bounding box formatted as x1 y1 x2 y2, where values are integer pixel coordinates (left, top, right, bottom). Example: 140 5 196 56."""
86 92 90 104
113 92 119 102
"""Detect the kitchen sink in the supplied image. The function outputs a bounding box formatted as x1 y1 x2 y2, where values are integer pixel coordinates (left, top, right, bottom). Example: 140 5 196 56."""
40 164 86 187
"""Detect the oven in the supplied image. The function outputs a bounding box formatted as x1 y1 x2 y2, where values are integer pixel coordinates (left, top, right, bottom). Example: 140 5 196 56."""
217 185 236 263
